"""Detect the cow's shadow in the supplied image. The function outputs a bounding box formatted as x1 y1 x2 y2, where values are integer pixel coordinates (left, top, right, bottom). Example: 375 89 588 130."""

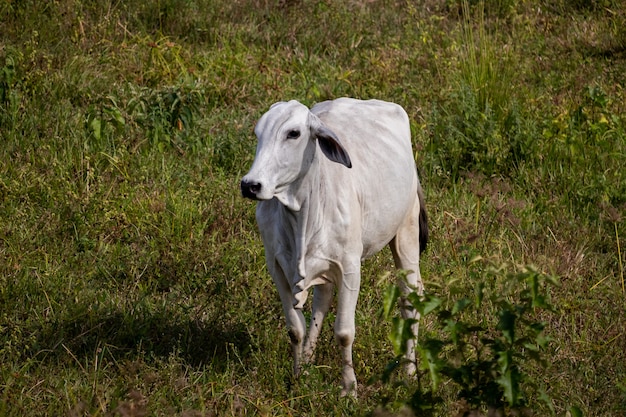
34 302 253 371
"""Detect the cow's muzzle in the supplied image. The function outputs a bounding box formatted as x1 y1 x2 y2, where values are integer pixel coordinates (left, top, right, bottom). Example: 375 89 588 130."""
241 179 262 200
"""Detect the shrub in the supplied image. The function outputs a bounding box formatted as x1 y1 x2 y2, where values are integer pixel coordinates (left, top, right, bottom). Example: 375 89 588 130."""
540 85 626 219
426 86 537 181
380 260 559 416
426 1 537 181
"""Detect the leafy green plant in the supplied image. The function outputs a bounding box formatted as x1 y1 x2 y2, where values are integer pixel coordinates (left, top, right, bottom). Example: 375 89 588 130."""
427 85 536 181
126 81 202 150
85 80 202 153
541 85 626 216
85 96 126 153
381 261 559 416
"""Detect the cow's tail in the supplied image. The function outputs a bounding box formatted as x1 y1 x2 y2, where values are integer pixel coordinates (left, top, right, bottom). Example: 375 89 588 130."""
417 176 428 254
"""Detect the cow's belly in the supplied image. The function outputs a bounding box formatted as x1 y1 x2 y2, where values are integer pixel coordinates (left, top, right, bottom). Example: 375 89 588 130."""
359 174 417 259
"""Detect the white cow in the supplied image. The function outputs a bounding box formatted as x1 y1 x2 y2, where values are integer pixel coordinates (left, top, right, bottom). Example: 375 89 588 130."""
241 98 428 396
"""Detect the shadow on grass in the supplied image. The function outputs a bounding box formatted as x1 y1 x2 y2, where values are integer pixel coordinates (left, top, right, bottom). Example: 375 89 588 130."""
33 306 254 371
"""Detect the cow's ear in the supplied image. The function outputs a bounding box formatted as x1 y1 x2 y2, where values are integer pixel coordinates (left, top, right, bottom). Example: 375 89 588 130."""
310 115 352 168
317 127 352 168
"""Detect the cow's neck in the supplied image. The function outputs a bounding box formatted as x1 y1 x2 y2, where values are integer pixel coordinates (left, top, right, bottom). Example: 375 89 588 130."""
280 155 339 309
277 154 330 273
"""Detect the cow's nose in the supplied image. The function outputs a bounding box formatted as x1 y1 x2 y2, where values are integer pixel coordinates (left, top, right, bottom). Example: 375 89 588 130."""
241 179 262 200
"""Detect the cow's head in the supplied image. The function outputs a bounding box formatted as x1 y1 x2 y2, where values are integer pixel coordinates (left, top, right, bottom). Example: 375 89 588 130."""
241 100 351 209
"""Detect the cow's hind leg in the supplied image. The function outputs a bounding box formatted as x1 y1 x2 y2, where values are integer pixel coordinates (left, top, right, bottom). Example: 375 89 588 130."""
389 198 424 376
303 283 333 363
335 267 361 397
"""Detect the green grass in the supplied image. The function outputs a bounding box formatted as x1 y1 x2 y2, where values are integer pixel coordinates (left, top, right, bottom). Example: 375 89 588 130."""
1 0 625 415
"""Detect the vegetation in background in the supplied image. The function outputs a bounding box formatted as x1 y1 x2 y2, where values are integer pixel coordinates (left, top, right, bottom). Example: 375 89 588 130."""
1 0 625 415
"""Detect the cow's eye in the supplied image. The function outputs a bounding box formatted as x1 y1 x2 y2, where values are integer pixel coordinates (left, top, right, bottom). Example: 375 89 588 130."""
286 129 301 139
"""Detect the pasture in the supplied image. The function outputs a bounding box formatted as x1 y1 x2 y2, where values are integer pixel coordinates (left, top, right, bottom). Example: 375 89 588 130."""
1 0 625 415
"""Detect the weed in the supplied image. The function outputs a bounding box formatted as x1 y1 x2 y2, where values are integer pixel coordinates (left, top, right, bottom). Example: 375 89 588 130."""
85 96 126 153
380 262 559 416
126 81 203 150
427 85 537 180
426 1 537 181
458 0 513 117
541 85 626 218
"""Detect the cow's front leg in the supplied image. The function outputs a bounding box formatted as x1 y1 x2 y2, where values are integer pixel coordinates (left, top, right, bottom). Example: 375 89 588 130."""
335 270 361 397
285 307 307 377
303 283 334 363
270 263 307 378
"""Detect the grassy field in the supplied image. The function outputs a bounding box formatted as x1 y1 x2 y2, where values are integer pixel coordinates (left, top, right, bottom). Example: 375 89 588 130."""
1 0 625 415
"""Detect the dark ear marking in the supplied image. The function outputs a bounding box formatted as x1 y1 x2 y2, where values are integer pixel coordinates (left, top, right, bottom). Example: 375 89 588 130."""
317 129 352 168
309 114 352 168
